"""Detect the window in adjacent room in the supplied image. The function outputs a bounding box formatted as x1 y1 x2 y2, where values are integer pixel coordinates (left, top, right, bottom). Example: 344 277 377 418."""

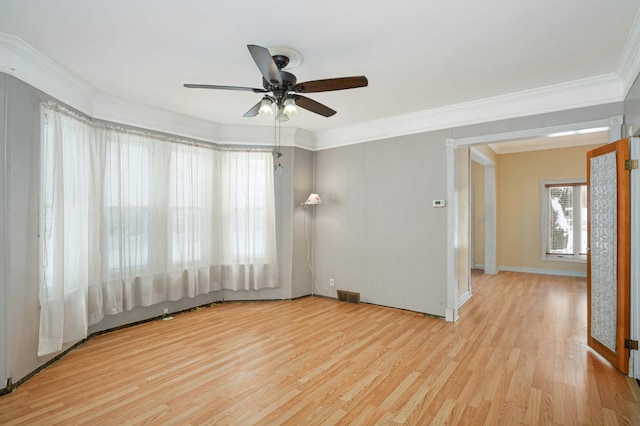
540 180 587 262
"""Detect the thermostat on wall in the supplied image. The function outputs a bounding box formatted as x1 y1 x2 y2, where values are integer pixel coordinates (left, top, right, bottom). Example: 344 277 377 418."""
432 199 446 208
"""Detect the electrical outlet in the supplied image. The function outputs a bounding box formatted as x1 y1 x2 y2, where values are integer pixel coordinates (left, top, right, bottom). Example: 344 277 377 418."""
329 278 335 286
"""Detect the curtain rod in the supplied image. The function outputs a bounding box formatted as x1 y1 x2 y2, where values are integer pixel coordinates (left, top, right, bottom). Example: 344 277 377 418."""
41 101 273 153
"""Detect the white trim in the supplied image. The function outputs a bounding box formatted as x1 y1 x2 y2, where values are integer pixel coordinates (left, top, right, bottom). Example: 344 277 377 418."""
0 32 96 115
0 32 315 149
93 94 318 149
610 115 624 142
498 265 587 278
457 290 472 308
458 119 611 147
445 308 459 322
0 31 629 152
314 76 622 150
92 93 221 143
446 140 458 322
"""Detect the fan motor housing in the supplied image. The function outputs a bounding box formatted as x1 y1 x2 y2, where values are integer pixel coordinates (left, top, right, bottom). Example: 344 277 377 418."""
263 70 297 92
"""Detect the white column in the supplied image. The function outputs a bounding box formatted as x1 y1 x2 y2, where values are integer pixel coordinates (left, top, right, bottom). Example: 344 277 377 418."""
446 139 459 322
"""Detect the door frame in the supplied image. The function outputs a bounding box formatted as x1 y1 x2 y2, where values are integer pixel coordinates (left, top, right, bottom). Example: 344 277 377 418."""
445 116 621 321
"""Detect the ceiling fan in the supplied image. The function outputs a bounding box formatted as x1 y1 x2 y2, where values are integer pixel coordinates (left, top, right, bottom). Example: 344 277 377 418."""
184 44 368 120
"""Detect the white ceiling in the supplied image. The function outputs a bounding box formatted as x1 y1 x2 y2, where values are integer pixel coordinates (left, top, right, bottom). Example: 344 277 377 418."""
1 0 640 139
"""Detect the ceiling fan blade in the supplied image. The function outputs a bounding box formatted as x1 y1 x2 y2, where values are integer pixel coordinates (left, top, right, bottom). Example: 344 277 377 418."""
243 101 262 117
293 95 336 117
293 76 368 93
247 44 282 87
184 83 267 93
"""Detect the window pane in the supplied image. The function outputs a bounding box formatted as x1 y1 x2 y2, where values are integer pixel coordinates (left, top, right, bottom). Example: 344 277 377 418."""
106 141 151 271
547 186 574 254
170 149 204 264
579 185 588 255
107 206 150 270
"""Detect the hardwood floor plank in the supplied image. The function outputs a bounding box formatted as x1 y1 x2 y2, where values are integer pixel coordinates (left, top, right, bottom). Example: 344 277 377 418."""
1 271 639 424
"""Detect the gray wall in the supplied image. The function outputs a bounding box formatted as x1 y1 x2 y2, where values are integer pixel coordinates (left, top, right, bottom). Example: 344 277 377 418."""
0 73 308 383
312 102 626 318
625 73 640 137
291 147 314 298
2 75 58 383
314 132 450 315
0 74 7 388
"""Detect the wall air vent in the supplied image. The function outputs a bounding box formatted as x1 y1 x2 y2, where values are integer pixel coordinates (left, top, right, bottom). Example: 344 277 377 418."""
336 290 360 304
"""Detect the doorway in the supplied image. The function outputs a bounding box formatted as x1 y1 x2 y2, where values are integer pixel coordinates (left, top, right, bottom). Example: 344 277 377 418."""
470 148 497 277
446 117 620 321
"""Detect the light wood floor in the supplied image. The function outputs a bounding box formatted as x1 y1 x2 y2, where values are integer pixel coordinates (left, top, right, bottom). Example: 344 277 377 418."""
1 272 639 425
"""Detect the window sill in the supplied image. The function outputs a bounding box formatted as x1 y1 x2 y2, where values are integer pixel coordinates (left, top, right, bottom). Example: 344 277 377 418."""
541 254 587 264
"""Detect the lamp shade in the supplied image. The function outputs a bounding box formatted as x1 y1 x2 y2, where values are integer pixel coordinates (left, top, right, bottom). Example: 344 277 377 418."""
258 97 274 115
276 108 289 122
303 193 323 205
283 97 298 115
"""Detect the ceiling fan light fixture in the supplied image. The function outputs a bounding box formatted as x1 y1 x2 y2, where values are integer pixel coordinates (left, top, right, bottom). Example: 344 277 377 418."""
283 97 298 116
259 97 274 115
183 44 368 119
277 108 289 122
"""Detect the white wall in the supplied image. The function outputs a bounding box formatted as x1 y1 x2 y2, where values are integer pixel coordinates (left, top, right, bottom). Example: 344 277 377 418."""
314 132 450 316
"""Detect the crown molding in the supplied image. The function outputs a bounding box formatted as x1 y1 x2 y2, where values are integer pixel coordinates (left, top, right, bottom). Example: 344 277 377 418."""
0 31 313 149
0 31 631 152
92 93 222 143
0 32 97 113
314 74 623 150
617 7 640 98
217 124 315 149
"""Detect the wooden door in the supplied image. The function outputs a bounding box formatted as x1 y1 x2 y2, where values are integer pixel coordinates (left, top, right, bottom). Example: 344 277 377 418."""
587 138 630 374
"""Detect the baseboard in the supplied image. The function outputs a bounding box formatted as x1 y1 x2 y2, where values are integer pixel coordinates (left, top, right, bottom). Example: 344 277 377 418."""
1 378 12 396
498 265 587 278
457 290 472 308
445 308 459 322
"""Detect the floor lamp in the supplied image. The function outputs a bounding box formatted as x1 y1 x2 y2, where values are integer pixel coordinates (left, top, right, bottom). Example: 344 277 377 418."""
302 193 322 294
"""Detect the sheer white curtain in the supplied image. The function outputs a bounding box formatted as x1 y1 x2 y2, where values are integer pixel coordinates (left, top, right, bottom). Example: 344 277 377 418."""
220 150 278 290
39 104 278 356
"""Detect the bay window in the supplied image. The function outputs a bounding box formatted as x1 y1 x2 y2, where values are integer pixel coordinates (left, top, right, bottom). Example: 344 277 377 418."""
38 103 278 356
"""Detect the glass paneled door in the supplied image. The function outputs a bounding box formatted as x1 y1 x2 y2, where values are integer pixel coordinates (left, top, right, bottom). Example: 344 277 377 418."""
587 138 631 374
